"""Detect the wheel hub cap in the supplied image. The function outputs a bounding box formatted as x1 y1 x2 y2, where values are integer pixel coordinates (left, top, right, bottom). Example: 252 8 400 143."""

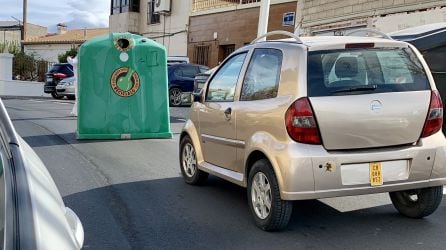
251 172 272 219
170 89 182 105
182 143 196 177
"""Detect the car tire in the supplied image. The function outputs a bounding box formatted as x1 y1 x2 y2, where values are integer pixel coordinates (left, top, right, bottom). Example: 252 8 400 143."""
247 159 292 231
67 96 76 100
51 92 64 99
169 88 183 106
179 135 208 185
389 186 443 218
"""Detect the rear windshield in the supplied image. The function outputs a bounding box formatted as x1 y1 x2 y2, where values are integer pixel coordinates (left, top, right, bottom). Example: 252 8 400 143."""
307 47 430 97
49 64 74 76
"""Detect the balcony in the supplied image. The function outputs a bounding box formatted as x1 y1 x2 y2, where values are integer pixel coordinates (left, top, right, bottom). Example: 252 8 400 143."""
192 0 261 12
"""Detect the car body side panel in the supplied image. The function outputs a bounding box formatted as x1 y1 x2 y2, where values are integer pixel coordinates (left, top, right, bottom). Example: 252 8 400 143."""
182 116 205 165
242 132 316 193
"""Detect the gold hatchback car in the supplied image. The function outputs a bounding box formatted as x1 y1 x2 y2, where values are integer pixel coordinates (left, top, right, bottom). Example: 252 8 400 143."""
179 30 446 231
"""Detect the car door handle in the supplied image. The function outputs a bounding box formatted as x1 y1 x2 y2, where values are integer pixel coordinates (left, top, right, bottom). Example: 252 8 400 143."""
224 107 232 120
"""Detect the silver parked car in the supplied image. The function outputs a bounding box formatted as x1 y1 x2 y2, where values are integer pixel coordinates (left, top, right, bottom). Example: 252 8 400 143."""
180 30 446 231
0 99 84 249
56 76 76 100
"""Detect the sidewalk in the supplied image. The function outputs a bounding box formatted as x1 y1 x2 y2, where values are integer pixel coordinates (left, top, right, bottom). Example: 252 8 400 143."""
0 80 51 98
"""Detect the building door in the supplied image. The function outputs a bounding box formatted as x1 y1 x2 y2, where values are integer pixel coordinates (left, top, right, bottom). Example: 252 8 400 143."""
219 44 235 64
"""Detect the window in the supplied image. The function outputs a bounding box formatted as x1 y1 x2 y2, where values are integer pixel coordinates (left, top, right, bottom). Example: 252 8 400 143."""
180 66 199 78
111 0 139 15
147 0 160 24
199 66 209 73
307 47 430 97
206 53 247 102
241 49 282 101
194 45 210 66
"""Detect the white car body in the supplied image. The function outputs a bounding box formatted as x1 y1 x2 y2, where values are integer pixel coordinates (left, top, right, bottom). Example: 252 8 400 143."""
0 100 84 249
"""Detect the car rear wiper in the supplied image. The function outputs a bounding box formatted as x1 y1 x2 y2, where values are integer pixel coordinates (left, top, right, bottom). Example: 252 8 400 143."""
331 85 377 94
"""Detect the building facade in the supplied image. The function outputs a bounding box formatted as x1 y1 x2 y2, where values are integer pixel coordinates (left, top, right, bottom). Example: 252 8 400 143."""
298 0 446 35
189 0 298 67
109 0 190 57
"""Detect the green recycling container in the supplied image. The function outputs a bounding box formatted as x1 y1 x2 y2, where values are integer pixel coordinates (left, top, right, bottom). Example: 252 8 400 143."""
77 33 172 139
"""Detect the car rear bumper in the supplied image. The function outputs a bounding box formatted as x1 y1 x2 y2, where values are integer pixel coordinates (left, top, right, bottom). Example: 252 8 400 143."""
276 132 446 200
56 86 75 95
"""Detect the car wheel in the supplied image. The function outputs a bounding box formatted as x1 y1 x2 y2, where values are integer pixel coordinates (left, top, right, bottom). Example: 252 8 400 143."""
179 135 208 185
169 88 183 106
247 159 292 231
389 186 443 218
51 92 64 99
67 95 76 100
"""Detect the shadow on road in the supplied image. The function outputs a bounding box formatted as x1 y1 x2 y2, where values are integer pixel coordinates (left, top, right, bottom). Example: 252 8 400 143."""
64 176 446 250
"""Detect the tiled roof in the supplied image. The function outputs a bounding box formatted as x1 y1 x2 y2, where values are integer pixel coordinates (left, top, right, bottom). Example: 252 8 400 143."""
23 28 109 45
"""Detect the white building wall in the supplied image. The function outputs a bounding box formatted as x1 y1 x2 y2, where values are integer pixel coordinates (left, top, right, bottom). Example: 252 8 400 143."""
109 12 140 33
140 0 190 57
24 43 75 63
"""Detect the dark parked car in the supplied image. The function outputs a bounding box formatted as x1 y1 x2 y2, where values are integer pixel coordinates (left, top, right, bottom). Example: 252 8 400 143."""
44 63 74 99
193 67 217 93
168 64 209 106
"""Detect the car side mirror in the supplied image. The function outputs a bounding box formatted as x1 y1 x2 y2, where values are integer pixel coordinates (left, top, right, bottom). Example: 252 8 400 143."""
193 89 203 103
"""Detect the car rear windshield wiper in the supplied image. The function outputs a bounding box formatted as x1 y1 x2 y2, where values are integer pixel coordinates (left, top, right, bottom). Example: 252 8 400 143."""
331 85 377 94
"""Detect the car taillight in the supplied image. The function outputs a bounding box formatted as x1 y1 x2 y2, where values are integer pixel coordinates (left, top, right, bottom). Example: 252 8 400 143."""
421 90 443 138
53 73 67 79
285 97 322 144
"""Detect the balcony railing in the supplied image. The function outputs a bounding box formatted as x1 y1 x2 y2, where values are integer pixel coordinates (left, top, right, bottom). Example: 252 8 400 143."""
192 0 261 12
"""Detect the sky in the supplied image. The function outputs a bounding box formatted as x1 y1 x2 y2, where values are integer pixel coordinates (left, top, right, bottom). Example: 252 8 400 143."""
0 0 109 32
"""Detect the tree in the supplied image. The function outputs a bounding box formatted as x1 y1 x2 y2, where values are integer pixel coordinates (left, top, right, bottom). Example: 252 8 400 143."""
58 46 78 63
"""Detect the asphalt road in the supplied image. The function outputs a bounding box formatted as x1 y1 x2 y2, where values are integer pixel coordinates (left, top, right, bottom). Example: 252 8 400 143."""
3 97 446 250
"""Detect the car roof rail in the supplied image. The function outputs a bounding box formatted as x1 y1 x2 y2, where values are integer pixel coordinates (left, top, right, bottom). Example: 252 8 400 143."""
251 30 303 44
345 28 393 40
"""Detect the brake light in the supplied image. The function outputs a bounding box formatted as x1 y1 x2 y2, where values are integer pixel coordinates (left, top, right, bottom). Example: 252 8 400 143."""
421 90 443 138
53 73 67 79
285 97 321 144
345 43 375 49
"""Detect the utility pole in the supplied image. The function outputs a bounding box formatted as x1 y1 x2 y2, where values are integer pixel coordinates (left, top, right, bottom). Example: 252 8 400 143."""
22 0 27 52
257 0 271 41
294 0 304 35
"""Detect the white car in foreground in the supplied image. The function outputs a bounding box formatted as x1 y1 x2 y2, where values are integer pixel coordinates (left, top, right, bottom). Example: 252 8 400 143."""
0 99 84 249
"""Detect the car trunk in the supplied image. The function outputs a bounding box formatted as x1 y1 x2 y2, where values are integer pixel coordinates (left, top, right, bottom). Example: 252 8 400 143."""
307 46 432 150
310 91 430 150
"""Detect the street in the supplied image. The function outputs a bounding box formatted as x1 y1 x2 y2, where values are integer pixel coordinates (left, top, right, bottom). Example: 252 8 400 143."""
3 97 446 249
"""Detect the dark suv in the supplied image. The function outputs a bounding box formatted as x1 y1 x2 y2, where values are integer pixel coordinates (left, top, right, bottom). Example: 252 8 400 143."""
168 63 209 106
44 63 74 99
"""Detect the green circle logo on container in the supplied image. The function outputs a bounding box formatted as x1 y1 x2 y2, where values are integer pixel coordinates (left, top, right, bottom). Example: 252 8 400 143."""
110 67 140 97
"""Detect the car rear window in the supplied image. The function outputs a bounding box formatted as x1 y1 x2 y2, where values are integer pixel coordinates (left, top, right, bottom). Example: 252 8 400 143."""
307 47 430 97
49 64 74 76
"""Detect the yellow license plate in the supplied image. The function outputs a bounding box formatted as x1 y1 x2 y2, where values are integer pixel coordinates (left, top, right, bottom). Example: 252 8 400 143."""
370 162 383 186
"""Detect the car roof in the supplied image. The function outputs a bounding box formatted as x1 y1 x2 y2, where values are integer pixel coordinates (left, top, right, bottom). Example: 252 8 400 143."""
169 63 208 68
255 36 409 51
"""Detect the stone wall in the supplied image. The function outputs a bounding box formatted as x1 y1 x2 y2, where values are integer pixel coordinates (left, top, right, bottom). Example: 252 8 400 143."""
300 0 446 28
